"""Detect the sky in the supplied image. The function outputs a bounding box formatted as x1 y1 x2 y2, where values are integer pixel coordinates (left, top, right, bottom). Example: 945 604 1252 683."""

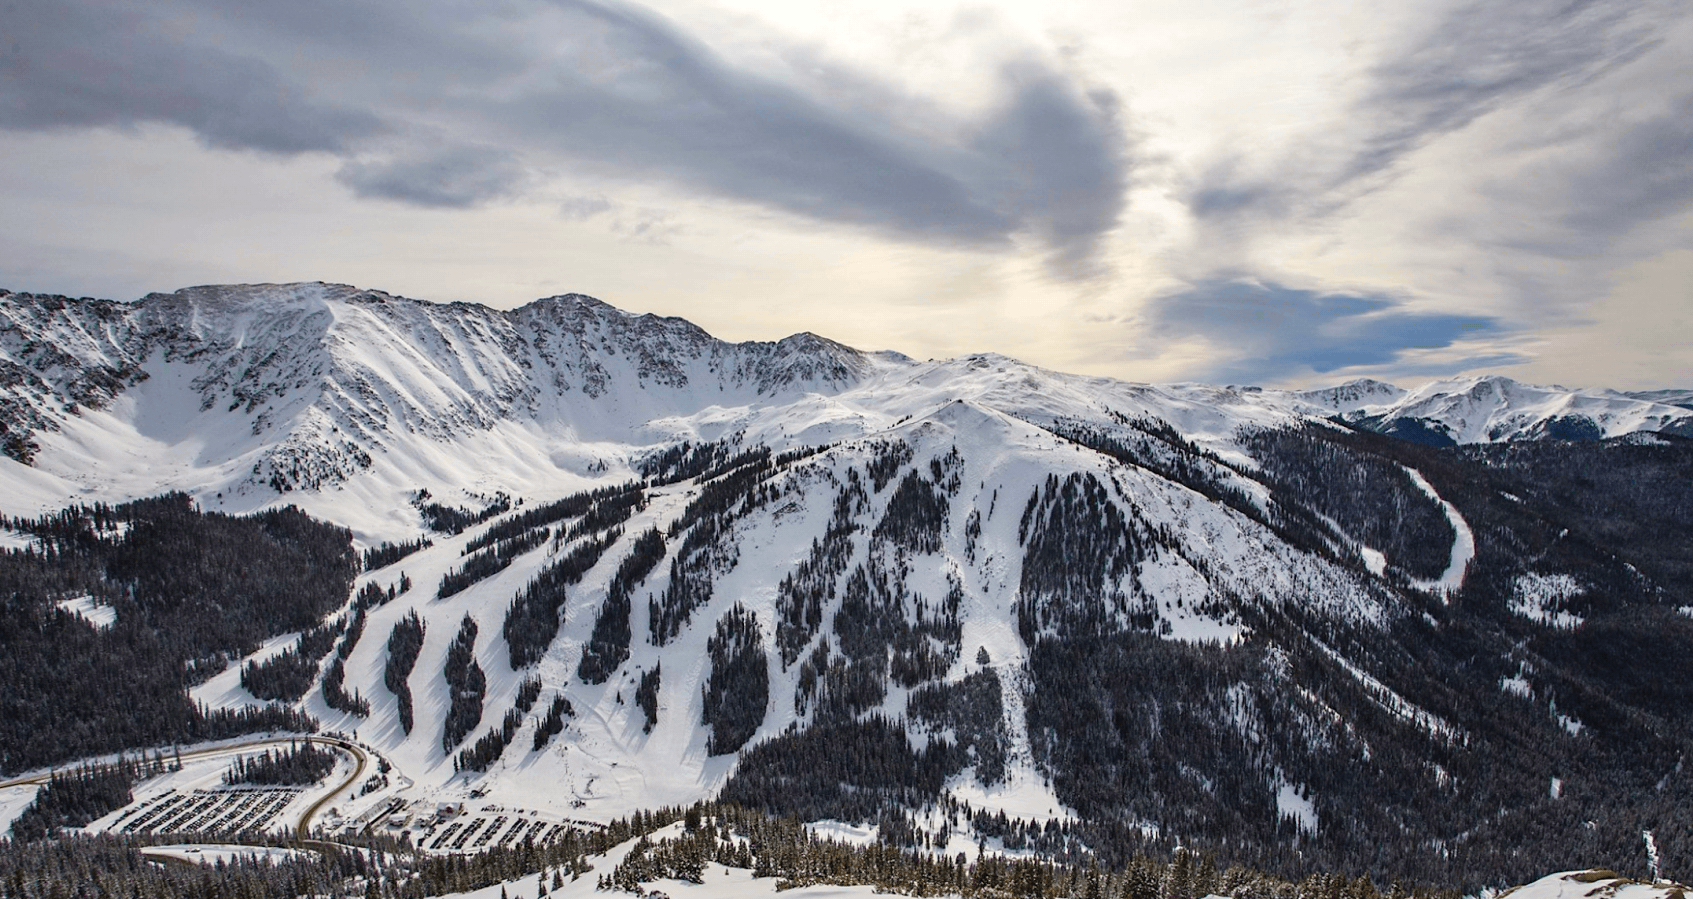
1 0 1689 389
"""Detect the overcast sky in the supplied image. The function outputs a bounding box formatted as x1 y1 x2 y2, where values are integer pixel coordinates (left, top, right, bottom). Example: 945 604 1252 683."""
2 0 1689 388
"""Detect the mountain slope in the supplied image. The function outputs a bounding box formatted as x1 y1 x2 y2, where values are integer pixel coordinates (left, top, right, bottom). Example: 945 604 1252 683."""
2 283 1691 891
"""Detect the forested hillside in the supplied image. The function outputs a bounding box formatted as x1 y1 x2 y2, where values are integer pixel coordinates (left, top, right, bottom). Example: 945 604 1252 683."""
0 494 353 772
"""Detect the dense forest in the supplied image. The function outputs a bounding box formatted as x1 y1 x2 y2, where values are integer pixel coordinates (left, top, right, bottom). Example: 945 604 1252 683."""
0 801 1477 899
440 615 487 753
384 610 426 733
8 755 170 841
0 494 347 773
223 740 336 786
701 603 769 755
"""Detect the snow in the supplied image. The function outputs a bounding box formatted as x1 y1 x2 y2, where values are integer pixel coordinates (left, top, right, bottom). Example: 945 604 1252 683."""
0 783 42 834
191 630 304 709
5 284 1686 538
141 844 316 866
1496 870 1687 899
426 822 922 899
0 528 34 550
431 864 898 899
1401 466 1473 596
56 595 117 629
9 283 1686 859
1322 374 1693 444
79 734 367 838
1511 574 1585 629
807 820 878 847
1501 675 1532 699
1359 547 1387 577
1274 780 1318 834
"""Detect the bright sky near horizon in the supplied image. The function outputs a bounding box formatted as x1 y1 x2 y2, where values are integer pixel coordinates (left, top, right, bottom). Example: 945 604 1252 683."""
1 0 1689 388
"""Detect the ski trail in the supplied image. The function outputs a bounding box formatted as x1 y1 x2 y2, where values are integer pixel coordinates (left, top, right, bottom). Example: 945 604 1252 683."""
1402 466 1474 597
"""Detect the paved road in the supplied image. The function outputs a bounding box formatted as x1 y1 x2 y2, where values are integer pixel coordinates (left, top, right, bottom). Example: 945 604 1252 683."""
292 737 367 839
0 734 370 839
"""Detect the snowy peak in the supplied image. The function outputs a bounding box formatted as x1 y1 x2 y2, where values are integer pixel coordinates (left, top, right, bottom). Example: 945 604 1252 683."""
0 283 883 497
1292 378 1408 412
1298 374 1693 445
3 282 1692 512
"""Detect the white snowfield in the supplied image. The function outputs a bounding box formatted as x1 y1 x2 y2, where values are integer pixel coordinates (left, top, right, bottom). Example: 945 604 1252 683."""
1498 870 1691 899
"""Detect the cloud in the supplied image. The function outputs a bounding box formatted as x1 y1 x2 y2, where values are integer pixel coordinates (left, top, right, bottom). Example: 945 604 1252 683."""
0 0 384 154
1143 279 1501 383
1560 90 1693 239
336 141 529 208
0 0 1130 270
1188 0 1669 225
970 64 1127 277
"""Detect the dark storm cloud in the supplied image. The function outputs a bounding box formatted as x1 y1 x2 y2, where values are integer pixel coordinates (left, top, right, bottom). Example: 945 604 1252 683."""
0 0 1128 271
1189 0 1665 223
1145 280 1500 382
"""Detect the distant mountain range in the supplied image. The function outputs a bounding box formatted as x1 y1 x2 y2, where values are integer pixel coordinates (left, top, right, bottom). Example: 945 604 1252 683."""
2 282 1689 892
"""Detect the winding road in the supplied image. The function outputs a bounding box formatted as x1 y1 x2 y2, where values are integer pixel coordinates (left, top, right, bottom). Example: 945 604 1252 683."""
0 734 371 839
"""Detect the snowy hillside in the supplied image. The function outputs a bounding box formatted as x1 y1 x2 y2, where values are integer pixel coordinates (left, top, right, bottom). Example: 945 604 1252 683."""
3 282 1691 892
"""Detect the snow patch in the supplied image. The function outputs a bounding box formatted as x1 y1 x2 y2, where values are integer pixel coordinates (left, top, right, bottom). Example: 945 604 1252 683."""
56 595 117 630
0 784 42 834
1275 779 1318 834
1313 639 1463 744
1490 870 1688 899
141 844 317 866
1500 675 1531 699
1359 547 1387 577
1511 574 1585 629
0 528 35 550
806 820 879 848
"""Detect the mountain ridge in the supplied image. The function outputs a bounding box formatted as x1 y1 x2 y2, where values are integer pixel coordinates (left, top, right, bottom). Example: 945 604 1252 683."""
2 282 1691 891
3 282 1688 534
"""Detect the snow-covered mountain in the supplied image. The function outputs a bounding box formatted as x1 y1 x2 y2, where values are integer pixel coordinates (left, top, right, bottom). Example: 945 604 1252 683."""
3 282 1688 538
2 282 1691 890
1298 375 1693 444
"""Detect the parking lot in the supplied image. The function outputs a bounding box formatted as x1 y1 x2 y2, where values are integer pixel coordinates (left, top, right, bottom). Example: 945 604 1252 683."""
113 787 302 836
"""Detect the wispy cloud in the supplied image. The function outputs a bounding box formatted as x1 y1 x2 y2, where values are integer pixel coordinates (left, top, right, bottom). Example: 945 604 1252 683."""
1188 0 1669 226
